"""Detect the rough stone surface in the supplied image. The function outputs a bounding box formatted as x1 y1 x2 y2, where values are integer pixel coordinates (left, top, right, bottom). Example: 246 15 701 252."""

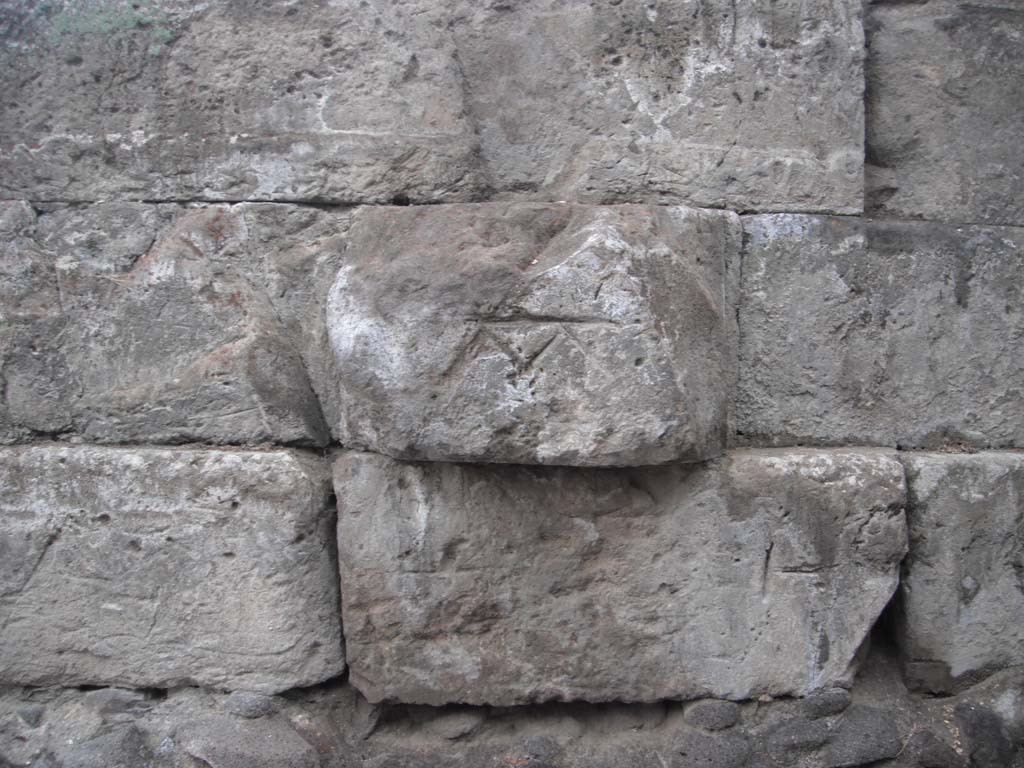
223 692 279 720
61 725 153 768
327 203 739 466
334 448 906 706
2 665 1021 768
738 215 1024 449
0 445 344 693
0 1 864 213
824 705 901 767
802 688 852 720
896 452 1024 694
684 699 741 732
0 1 485 206
0 201 344 446
866 1 1024 224
448 0 865 213
176 715 321 768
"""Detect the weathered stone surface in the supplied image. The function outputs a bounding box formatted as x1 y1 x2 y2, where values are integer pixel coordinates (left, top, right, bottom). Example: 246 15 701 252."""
802 687 851 720
176 715 321 768
1 201 342 446
683 699 741 732
0 1 484 205
327 203 739 466
738 216 1024 449
866 1 1024 224
896 452 1024 693
450 0 865 212
0 445 344 693
824 705 901 768
62 725 154 768
4 670 1022 768
1 1 863 212
334 448 907 705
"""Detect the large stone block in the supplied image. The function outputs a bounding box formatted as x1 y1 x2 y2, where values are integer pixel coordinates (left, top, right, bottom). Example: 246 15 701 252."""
738 215 1024 449
866 1 1024 224
897 452 1024 693
0 445 344 692
0 201 339 446
0 1 484 205
326 203 739 466
1 0 863 212
451 0 865 212
334 448 907 705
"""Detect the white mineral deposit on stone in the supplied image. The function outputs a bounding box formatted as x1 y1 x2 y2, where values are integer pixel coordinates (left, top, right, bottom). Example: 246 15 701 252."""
0 0 1021 763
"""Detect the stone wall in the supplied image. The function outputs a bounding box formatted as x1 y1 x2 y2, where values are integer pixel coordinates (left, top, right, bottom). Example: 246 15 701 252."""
0 1 1021 766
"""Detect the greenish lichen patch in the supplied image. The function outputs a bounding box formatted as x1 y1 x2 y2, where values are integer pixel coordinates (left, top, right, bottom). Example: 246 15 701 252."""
45 0 173 51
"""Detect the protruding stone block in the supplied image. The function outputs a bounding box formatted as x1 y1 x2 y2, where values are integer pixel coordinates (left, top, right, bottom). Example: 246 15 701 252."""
1 202 334 446
738 215 1024 449
866 1 1024 224
334 448 907 705
0 445 344 693
327 203 739 466
897 452 1024 693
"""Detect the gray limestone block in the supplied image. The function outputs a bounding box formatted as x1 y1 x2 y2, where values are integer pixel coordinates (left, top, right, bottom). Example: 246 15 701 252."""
333 448 907 706
0 1 485 205
1 1 862 212
0 444 344 693
738 215 1024 449
896 452 1024 694
450 0 865 212
866 0 1024 225
327 203 740 466
1 202 337 446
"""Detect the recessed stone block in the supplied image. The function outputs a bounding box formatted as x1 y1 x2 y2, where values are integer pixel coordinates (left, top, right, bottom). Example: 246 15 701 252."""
866 0 1024 224
0 445 344 693
738 215 1024 449
326 203 739 466
334 448 907 705
897 452 1024 693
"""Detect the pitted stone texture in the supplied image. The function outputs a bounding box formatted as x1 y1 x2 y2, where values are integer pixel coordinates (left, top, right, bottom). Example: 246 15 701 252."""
451 0 865 212
1 202 340 446
334 449 906 706
0 201 65 444
738 216 1024 449
327 203 739 467
0 1 484 205
866 1 1024 224
1 1 862 212
897 452 1024 694
0 445 344 693
5 670 1023 768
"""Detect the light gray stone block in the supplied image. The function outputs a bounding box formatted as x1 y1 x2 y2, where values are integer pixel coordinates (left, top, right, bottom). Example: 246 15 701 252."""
738 215 1024 449
866 1 1024 225
334 448 907 705
897 452 1024 693
0 445 344 693
1 202 340 446
0 1 484 205
326 203 739 466
452 0 865 212
1 0 863 212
